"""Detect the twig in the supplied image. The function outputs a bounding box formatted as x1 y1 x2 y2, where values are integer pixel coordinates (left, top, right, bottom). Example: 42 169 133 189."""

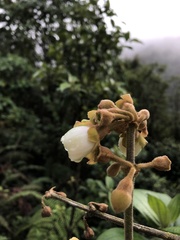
43 189 180 240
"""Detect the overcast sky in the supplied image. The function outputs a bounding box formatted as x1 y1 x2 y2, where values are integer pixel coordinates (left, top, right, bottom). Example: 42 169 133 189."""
109 0 180 40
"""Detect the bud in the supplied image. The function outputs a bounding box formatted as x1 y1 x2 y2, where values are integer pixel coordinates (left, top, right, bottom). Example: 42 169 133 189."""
115 94 134 109
84 226 94 239
151 155 171 171
111 168 135 213
56 191 67 197
41 205 52 217
98 203 108 212
69 237 79 240
88 202 108 212
137 109 150 122
111 188 132 213
98 99 116 109
106 163 121 177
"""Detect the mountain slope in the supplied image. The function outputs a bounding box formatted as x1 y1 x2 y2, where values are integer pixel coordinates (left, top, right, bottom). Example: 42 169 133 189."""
122 37 180 79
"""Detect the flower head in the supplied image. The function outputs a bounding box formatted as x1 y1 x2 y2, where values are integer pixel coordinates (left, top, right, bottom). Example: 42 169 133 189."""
61 126 98 163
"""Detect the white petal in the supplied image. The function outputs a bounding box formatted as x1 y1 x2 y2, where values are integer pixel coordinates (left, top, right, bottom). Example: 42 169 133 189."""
61 126 95 162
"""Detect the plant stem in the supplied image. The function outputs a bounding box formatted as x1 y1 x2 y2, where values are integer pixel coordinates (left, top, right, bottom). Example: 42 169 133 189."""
124 123 136 240
42 190 180 240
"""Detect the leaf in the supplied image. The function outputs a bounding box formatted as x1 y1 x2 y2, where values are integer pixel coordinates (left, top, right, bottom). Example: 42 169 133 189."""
168 193 180 223
133 189 160 226
105 176 114 190
110 19 115 27
8 190 42 202
95 180 107 192
163 226 180 235
58 82 71 92
0 236 8 240
124 31 130 41
97 227 146 240
148 194 171 228
0 215 10 231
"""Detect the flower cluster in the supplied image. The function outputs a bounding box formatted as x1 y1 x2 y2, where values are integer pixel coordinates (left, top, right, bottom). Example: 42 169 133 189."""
61 94 172 214
61 94 149 164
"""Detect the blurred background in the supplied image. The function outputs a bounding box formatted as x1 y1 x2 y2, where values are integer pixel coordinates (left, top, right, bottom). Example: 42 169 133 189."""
0 0 179 239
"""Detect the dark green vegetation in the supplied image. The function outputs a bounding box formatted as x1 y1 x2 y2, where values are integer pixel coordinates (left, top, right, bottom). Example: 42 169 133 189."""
0 0 179 239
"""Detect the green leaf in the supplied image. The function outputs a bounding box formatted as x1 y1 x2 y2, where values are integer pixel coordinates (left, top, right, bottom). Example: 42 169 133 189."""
0 236 8 240
97 227 146 240
148 194 171 228
95 180 107 192
133 189 160 226
0 215 10 231
58 82 71 92
8 190 42 202
105 176 114 190
163 226 180 235
168 194 180 223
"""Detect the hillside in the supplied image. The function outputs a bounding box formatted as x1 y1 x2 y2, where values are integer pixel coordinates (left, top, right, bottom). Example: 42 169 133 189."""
122 37 180 79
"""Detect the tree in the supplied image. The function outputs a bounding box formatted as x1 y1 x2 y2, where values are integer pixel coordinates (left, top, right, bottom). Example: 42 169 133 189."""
122 58 171 140
0 1 130 239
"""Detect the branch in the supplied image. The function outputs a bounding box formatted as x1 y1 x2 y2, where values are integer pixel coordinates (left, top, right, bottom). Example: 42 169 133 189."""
42 188 180 240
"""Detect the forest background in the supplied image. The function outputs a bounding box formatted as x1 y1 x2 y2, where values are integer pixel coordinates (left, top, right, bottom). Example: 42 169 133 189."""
0 0 179 239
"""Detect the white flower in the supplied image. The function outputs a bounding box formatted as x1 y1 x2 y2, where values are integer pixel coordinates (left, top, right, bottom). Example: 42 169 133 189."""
61 126 95 163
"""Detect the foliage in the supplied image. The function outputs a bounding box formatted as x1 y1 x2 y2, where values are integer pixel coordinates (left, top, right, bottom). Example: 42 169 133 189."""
0 0 179 239
16 201 84 240
97 227 146 240
133 189 180 234
123 58 171 140
0 0 130 239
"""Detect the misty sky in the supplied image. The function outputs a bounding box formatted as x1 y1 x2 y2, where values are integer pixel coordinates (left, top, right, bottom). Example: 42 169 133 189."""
109 0 180 40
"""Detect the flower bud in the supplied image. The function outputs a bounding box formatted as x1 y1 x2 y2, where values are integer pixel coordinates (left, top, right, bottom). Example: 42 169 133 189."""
98 99 116 109
61 126 96 162
56 191 67 197
151 155 171 171
84 227 94 239
111 168 135 213
88 202 108 212
137 109 150 122
111 188 132 213
98 203 108 212
106 163 121 177
41 205 52 217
